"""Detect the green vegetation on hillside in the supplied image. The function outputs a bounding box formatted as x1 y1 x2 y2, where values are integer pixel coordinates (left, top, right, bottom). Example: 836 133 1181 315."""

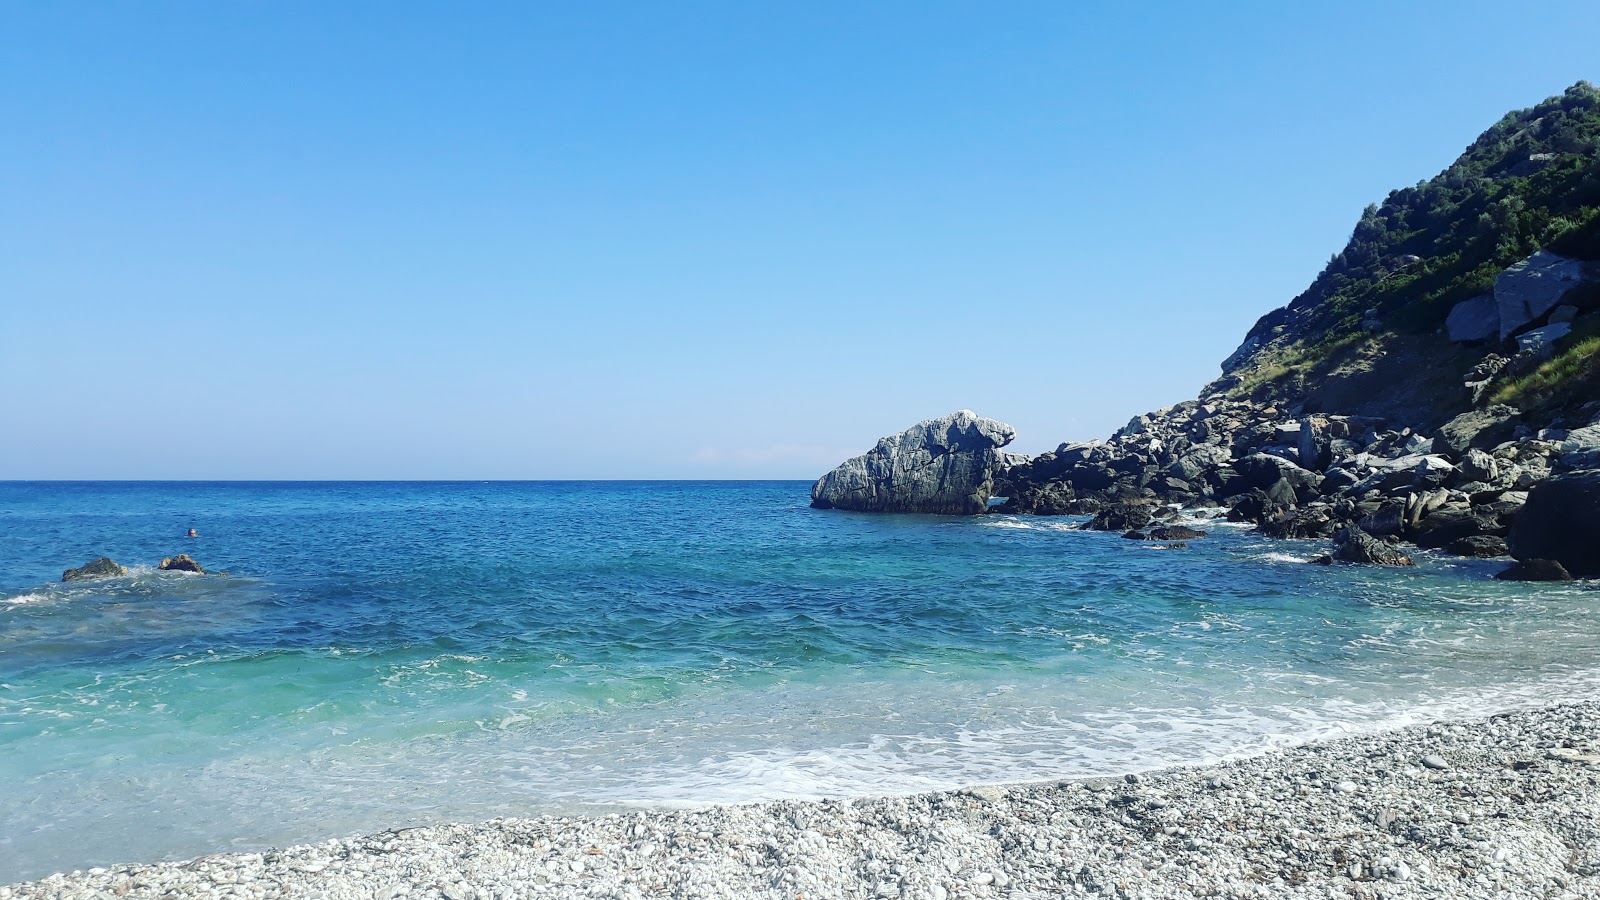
1224 82 1600 417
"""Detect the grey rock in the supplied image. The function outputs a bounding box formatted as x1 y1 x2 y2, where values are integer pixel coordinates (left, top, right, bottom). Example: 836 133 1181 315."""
1446 293 1499 343
1515 322 1572 358
62 557 127 581
1558 425 1600 471
811 411 1015 515
1495 250 1588 340
1549 304 1579 324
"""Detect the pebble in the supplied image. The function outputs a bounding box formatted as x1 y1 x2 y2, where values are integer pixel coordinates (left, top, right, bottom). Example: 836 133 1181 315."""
6 703 1599 900
1422 755 1449 770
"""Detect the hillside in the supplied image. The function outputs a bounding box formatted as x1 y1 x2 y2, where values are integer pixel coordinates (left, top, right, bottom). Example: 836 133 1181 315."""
1215 81 1600 429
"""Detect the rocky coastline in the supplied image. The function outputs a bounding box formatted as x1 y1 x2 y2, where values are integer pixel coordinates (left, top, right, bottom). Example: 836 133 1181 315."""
8 700 1598 899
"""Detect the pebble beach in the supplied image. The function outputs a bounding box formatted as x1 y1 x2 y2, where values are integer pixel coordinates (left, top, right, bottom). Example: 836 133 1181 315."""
8 699 1598 900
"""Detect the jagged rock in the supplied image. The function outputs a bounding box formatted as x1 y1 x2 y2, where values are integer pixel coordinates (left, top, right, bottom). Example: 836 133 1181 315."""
62 557 127 581
997 482 1077 516
1085 502 1154 532
1414 456 1456 487
1495 559 1574 581
1332 526 1415 566
1434 406 1520 459
1495 250 1588 340
1358 502 1405 537
159 554 205 574
1459 448 1500 483
1448 535 1508 558
1506 469 1600 577
1446 293 1499 343
1260 506 1337 539
811 411 1015 515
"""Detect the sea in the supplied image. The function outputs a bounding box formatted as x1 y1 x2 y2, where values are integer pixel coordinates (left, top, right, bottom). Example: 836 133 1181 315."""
2 480 1597 881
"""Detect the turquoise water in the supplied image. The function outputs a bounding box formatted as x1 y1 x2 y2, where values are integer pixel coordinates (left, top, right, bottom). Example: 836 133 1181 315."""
2 481 1598 881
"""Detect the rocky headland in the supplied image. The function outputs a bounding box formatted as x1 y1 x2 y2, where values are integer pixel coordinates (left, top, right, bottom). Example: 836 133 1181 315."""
815 83 1600 581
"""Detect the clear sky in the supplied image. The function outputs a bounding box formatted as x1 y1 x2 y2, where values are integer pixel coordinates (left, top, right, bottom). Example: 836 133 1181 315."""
2 2 1596 479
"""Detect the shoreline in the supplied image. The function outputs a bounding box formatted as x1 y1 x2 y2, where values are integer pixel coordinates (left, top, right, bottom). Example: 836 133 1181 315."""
7 699 1598 899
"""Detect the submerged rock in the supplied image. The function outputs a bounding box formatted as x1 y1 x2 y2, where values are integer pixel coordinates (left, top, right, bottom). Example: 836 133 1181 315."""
62 557 127 581
1495 558 1575 582
158 554 205 574
810 410 1015 515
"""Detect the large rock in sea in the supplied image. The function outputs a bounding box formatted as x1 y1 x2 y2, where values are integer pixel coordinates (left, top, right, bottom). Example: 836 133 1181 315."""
811 410 1015 515
63 557 127 581
1507 469 1600 577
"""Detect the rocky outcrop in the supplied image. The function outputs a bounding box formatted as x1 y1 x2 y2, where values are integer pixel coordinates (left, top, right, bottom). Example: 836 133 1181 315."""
62 557 127 581
1506 469 1600 577
811 411 1015 515
159 554 205 574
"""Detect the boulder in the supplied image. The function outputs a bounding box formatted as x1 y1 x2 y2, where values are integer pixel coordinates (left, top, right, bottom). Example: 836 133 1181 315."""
1332 526 1415 566
811 411 1015 515
1230 453 1321 501
62 557 127 581
159 554 205 574
1434 406 1520 459
1495 250 1588 340
1445 293 1499 343
1495 559 1575 582
1506 469 1600 577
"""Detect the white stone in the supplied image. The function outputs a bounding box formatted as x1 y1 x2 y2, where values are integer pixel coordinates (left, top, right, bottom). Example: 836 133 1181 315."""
1495 250 1589 340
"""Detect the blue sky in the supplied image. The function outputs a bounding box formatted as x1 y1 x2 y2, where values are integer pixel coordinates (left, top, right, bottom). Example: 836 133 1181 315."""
2 2 1596 479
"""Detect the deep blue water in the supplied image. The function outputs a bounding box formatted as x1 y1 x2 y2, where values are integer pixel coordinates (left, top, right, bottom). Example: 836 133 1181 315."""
2 481 1598 881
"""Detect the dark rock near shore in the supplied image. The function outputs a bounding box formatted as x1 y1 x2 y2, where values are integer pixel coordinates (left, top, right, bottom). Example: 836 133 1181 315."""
811 411 1015 515
1085 502 1154 532
1506 469 1600 577
159 554 205 574
62 557 127 581
1495 558 1575 581
1448 535 1509 558
1332 526 1415 566
1149 525 1207 541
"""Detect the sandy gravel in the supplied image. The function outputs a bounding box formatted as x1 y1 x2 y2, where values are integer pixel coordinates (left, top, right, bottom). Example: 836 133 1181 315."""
6 700 1599 899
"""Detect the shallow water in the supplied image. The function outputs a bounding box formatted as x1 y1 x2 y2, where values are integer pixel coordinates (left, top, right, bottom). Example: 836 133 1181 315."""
2 481 1597 880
